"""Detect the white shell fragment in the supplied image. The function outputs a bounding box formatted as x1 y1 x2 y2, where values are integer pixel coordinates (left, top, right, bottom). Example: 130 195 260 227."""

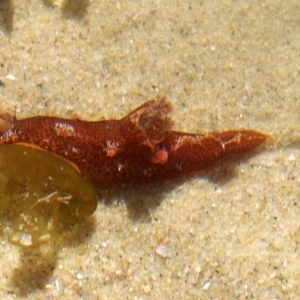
155 243 172 258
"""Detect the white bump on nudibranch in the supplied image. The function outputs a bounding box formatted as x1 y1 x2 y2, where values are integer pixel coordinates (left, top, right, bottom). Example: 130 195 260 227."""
54 123 75 137
105 140 119 157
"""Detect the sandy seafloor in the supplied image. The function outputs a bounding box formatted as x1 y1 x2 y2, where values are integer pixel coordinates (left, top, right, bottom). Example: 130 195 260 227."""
0 0 300 299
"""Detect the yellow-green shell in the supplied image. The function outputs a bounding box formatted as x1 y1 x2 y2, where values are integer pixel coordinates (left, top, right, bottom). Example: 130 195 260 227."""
0 144 97 247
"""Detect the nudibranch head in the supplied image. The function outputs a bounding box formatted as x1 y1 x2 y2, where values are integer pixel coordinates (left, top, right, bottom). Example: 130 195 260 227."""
0 144 98 247
0 113 16 134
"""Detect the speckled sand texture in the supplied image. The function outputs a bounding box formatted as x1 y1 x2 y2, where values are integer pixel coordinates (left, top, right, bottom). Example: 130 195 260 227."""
0 0 300 299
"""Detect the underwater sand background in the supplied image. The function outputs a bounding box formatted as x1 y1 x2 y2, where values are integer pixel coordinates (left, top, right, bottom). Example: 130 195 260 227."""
0 0 300 299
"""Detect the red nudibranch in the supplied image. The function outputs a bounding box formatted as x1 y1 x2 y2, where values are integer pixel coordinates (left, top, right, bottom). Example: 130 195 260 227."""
0 97 269 185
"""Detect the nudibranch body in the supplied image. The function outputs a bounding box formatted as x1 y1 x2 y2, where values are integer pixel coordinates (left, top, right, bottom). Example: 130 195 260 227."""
0 97 269 186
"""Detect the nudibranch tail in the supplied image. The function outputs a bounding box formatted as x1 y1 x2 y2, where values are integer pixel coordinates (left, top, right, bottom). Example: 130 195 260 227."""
209 130 270 155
